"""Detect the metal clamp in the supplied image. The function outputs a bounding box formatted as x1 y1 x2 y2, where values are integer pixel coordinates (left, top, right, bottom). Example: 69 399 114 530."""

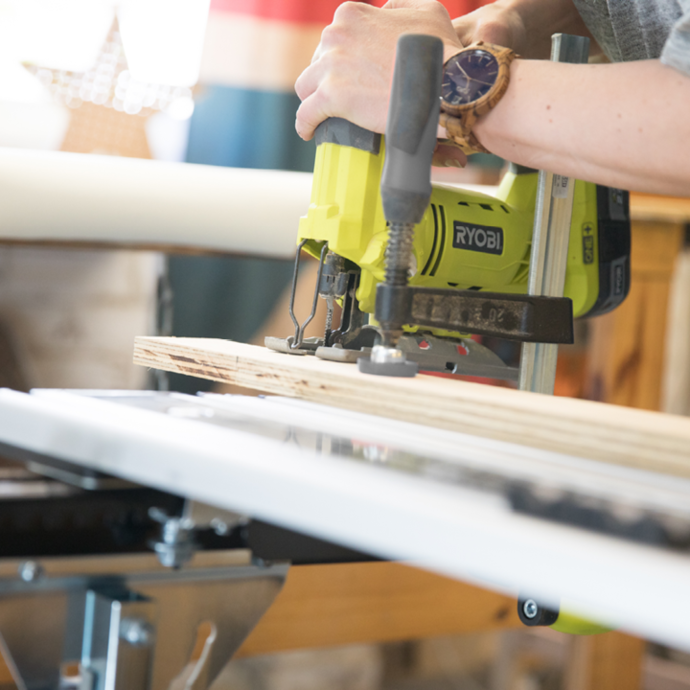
149 507 197 569
0 552 288 690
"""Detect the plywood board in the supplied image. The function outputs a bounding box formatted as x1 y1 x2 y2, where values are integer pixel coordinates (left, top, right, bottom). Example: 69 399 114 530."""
133 337 690 478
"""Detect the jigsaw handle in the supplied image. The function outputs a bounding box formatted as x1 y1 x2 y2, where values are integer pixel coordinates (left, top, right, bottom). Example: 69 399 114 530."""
381 34 443 225
313 117 381 153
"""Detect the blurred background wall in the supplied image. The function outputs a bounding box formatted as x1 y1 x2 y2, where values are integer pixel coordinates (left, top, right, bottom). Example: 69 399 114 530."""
0 0 210 391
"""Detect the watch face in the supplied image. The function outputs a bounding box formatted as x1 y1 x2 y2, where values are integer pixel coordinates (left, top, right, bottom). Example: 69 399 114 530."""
441 49 499 107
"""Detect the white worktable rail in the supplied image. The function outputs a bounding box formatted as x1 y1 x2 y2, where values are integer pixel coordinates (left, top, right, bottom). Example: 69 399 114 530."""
0 387 689 650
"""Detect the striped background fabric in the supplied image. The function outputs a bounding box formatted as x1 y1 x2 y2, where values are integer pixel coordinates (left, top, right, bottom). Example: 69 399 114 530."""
171 0 489 393
188 0 488 169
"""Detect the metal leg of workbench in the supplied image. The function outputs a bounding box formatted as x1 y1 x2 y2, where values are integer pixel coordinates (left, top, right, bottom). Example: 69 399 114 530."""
0 554 287 690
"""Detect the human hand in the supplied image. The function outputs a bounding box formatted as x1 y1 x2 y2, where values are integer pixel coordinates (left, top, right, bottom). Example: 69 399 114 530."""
433 142 467 168
295 0 463 142
453 0 595 60
452 2 528 56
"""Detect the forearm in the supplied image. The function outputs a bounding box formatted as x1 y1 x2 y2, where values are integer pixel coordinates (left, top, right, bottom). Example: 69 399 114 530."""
474 59 690 197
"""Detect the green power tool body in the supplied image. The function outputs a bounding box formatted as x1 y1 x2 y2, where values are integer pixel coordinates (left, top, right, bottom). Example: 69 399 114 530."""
267 31 630 378
266 117 631 379
299 121 629 321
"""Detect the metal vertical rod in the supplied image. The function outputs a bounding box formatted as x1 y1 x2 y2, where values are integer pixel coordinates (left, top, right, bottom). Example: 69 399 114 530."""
153 254 173 393
518 33 590 394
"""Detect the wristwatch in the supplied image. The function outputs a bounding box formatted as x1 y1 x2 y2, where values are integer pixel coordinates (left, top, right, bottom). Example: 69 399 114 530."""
439 41 516 155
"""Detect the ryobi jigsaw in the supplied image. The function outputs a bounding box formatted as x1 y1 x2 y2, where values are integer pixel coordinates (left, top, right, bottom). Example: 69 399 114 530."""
267 34 630 381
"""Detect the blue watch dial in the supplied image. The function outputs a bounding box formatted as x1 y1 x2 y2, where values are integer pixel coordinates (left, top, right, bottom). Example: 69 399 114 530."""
441 49 499 106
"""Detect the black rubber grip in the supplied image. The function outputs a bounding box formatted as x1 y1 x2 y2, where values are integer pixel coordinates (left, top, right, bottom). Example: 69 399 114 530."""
381 34 443 225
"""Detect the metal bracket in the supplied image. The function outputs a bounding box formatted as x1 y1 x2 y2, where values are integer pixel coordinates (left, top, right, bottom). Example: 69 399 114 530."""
316 333 518 380
0 553 287 690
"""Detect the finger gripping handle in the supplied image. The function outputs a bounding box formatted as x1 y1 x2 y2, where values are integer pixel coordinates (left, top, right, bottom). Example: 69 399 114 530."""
381 34 443 225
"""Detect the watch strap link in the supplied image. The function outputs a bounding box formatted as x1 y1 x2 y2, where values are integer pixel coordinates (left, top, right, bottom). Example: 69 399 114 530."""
439 112 490 155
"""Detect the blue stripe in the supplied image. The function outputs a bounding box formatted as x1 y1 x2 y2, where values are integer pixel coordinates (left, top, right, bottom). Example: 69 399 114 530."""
186 85 316 171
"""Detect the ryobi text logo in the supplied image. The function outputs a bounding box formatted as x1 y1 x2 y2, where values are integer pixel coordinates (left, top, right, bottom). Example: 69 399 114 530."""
452 222 504 255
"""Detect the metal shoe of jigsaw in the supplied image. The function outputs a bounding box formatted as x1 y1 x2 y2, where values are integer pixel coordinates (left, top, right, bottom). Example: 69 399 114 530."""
267 33 631 383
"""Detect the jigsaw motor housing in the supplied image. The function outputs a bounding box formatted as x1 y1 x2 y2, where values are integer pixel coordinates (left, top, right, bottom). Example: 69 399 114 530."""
297 120 630 332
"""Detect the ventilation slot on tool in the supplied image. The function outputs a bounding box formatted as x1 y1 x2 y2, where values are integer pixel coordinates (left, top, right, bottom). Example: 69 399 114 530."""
429 205 446 277
421 204 440 276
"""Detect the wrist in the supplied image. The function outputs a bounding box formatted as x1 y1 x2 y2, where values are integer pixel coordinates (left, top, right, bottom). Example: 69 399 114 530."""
440 43 517 154
472 57 523 152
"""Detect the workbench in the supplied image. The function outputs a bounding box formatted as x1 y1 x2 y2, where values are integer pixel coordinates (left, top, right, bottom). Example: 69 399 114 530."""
2 148 690 689
0 387 686 690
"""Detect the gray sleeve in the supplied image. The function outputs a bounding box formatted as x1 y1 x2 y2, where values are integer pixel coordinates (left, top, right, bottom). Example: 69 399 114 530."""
661 1 690 76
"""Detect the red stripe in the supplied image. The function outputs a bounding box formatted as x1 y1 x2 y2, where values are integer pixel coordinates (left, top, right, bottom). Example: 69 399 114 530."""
367 0 491 15
210 0 494 25
209 0 351 23
211 0 493 23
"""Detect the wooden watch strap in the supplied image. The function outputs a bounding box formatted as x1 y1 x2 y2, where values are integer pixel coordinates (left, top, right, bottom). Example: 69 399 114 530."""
439 112 490 155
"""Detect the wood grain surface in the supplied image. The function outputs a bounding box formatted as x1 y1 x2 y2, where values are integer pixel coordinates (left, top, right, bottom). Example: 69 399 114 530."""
585 220 685 410
134 337 690 477
236 562 521 657
629 193 690 224
564 632 646 690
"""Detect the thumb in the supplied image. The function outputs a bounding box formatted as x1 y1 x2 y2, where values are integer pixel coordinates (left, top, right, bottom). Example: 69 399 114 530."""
433 142 468 168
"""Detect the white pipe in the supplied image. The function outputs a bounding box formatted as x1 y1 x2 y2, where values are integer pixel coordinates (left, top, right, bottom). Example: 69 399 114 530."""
0 147 313 258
